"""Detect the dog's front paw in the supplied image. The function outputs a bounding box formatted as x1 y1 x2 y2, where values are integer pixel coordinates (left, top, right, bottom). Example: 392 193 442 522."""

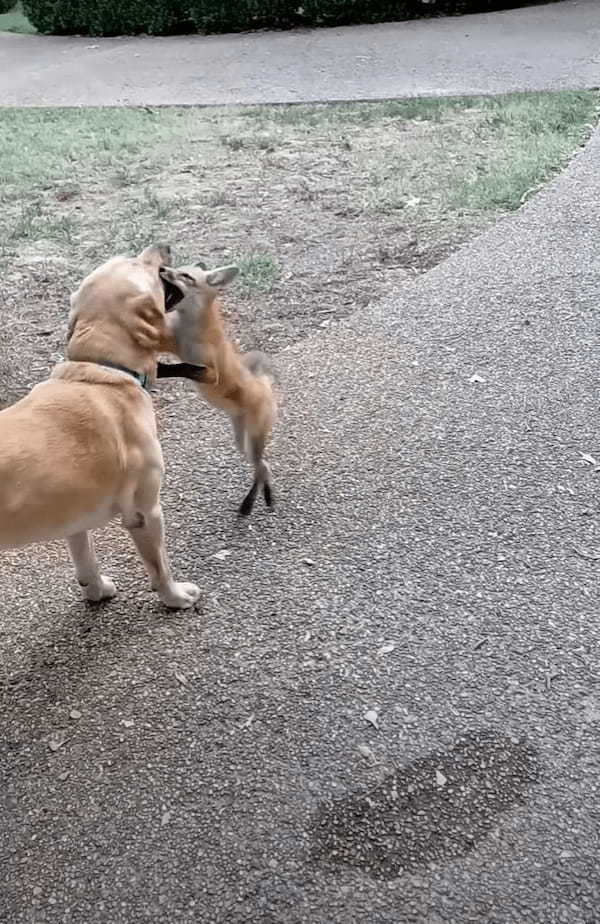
160 581 201 609
83 575 117 602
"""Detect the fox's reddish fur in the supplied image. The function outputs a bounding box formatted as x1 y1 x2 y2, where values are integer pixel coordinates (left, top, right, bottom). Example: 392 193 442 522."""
162 266 276 516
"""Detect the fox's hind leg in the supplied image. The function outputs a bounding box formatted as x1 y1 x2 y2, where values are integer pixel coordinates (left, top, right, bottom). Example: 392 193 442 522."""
238 431 273 517
231 415 257 516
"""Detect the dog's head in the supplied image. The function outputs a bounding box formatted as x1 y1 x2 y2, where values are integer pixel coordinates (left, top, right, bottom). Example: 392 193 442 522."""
67 244 189 373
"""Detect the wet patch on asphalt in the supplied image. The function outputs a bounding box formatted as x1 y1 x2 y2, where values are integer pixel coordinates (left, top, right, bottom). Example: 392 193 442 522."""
311 729 539 879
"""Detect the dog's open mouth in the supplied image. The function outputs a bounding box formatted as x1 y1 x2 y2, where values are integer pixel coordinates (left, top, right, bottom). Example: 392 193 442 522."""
159 267 185 312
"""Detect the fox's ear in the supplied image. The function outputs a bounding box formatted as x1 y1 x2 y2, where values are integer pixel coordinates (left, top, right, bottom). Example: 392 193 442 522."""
205 265 239 289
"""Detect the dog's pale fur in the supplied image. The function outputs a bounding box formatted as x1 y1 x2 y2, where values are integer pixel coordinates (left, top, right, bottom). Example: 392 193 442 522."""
0 245 200 608
161 263 277 516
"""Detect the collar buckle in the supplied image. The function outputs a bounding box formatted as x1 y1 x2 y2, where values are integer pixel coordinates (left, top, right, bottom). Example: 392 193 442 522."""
95 360 149 390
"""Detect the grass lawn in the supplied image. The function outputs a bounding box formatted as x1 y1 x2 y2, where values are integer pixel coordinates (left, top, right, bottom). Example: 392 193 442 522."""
0 91 597 404
0 3 36 33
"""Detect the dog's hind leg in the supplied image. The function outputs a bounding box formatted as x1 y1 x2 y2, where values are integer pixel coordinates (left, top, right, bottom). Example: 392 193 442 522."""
67 531 117 602
124 472 200 609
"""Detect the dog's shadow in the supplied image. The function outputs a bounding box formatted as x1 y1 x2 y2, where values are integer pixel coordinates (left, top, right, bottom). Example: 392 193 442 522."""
0 503 276 727
1 588 194 744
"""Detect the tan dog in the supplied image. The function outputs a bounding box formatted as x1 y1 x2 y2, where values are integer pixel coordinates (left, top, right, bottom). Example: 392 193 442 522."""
0 245 201 609
158 263 277 516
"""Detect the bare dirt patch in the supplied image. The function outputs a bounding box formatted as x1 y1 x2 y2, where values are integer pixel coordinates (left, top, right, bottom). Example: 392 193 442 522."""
0 93 597 406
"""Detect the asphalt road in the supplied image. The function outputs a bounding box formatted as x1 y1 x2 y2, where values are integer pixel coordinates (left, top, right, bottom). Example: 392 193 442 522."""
3 3 600 923
2 117 600 924
0 0 599 106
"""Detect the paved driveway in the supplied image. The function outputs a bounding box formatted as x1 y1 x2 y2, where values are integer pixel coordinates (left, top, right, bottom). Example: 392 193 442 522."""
2 3 600 922
0 0 599 106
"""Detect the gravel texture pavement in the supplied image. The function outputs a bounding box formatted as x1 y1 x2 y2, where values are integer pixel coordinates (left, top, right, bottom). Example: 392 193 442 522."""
0 0 598 106
3 113 600 924
2 3 600 922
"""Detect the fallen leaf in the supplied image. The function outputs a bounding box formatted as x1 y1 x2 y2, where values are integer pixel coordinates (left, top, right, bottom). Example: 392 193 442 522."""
48 735 66 753
161 810 172 827
572 546 600 562
364 709 380 730
175 672 187 686
55 189 77 203
579 451 599 469
58 771 70 782
212 549 231 561
519 184 541 205
582 696 600 722
121 719 134 728
69 709 82 720
378 643 395 655
303 558 315 566
435 769 447 787
358 744 375 762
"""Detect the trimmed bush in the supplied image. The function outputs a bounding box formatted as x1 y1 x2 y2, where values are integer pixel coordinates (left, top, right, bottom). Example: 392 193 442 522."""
22 0 189 35
188 1 297 34
0 0 16 12
189 0 557 33
188 0 292 32
22 0 558 35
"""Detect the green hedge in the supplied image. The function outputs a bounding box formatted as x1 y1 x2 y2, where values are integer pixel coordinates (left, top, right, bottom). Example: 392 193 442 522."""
22 0 189 34
22 0 557 35
0 0 16 13
188 1 295 33
188 0 556 33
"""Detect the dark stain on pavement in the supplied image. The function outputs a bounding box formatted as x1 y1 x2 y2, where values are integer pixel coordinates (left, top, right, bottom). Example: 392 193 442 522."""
311 729 539 879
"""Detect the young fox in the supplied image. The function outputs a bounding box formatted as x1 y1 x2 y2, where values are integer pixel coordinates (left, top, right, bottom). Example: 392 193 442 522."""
158 263 277 517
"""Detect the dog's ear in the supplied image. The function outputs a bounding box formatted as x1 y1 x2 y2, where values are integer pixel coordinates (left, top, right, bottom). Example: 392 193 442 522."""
205 265 239 289
129 293 170 350
66 288 80 342
159 267 191 312
140 243 172 266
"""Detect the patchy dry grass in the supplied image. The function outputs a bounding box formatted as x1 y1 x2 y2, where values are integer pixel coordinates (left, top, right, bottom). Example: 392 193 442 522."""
0 3 36 33
0 91 597 404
